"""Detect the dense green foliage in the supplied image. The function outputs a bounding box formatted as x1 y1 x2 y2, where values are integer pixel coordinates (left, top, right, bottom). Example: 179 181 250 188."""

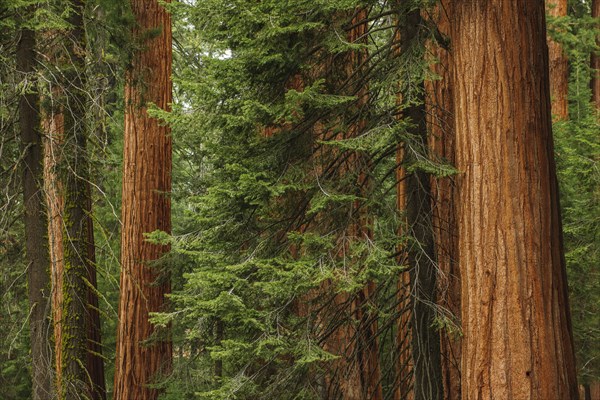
552 0 600 385
0 0 597 399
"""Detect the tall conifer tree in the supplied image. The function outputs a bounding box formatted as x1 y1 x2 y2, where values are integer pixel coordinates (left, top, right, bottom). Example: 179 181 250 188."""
17 6 53 399
450 1 579 398
113 0 173 398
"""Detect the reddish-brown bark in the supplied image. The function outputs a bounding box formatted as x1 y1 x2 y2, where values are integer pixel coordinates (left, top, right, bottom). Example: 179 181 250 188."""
547 0 569 121
42 85 66 394
425 2 461 400
394 143 414 400
451 1 579 398
321 10 383 399
113 0 173 398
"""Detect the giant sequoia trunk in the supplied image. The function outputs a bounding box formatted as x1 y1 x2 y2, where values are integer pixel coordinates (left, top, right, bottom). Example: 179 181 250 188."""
451 1 579 398
113 0 173 398
17 19 53 400
425 2 460 399
547 0 569 121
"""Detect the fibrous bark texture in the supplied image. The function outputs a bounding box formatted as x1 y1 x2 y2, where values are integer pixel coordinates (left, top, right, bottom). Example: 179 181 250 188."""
451 1 579 398
425 2 461 400
42 78 65 398
113 0 173 398
547 0 569 121
18 22 53 400
394 144 414 400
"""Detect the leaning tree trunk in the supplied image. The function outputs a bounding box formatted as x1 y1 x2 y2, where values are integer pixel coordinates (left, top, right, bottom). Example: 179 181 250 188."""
425 2 461 399
17 16 53 400
547 0 569 121
113 0 173 398
451 1 579 398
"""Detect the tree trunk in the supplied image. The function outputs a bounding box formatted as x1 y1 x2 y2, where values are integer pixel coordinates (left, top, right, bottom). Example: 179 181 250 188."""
425 2 461 400
85 189 106 400
42 74 65 398
394 146 414 400
322 10 383 399
592 0 599 110
60 1 101 398
401 8 443 400
547 0 569 121
451 1 579 398
113 0 173 398
18 18 53 400
42 2 106 397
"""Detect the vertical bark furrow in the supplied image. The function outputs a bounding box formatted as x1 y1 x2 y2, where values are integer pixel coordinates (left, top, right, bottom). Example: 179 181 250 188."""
426 1 461 399
113 0 173 398
451 2 578 398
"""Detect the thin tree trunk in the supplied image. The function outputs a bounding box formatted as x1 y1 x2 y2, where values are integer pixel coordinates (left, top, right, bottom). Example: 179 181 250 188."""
592 0 599 110
425 2 461 400
451 1 579 398
113 0 173 398
393 20 414 400
399 7 444 400
59 1 100 397
394 143 414 400
85 190 106 400
18 17 53 400
42 70 66 398
547 0 569 121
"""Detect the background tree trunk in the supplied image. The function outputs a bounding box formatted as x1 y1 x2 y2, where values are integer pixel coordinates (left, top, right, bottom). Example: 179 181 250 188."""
322 10 383 399
425 2 461 399
42 66 66 398
592 0 599 110
18 19 53 400
547 0 569 121
42 2 106 397
59 1 101 397
451 1 579 398
400 7 443 400
113 0 173 398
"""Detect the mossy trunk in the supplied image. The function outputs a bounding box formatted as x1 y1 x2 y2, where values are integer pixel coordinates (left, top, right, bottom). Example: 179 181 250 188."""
18 14 53 400
42 2 106 397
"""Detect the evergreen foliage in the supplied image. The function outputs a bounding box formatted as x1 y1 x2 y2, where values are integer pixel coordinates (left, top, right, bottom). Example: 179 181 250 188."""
0 0 597 398
552 0 600 385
